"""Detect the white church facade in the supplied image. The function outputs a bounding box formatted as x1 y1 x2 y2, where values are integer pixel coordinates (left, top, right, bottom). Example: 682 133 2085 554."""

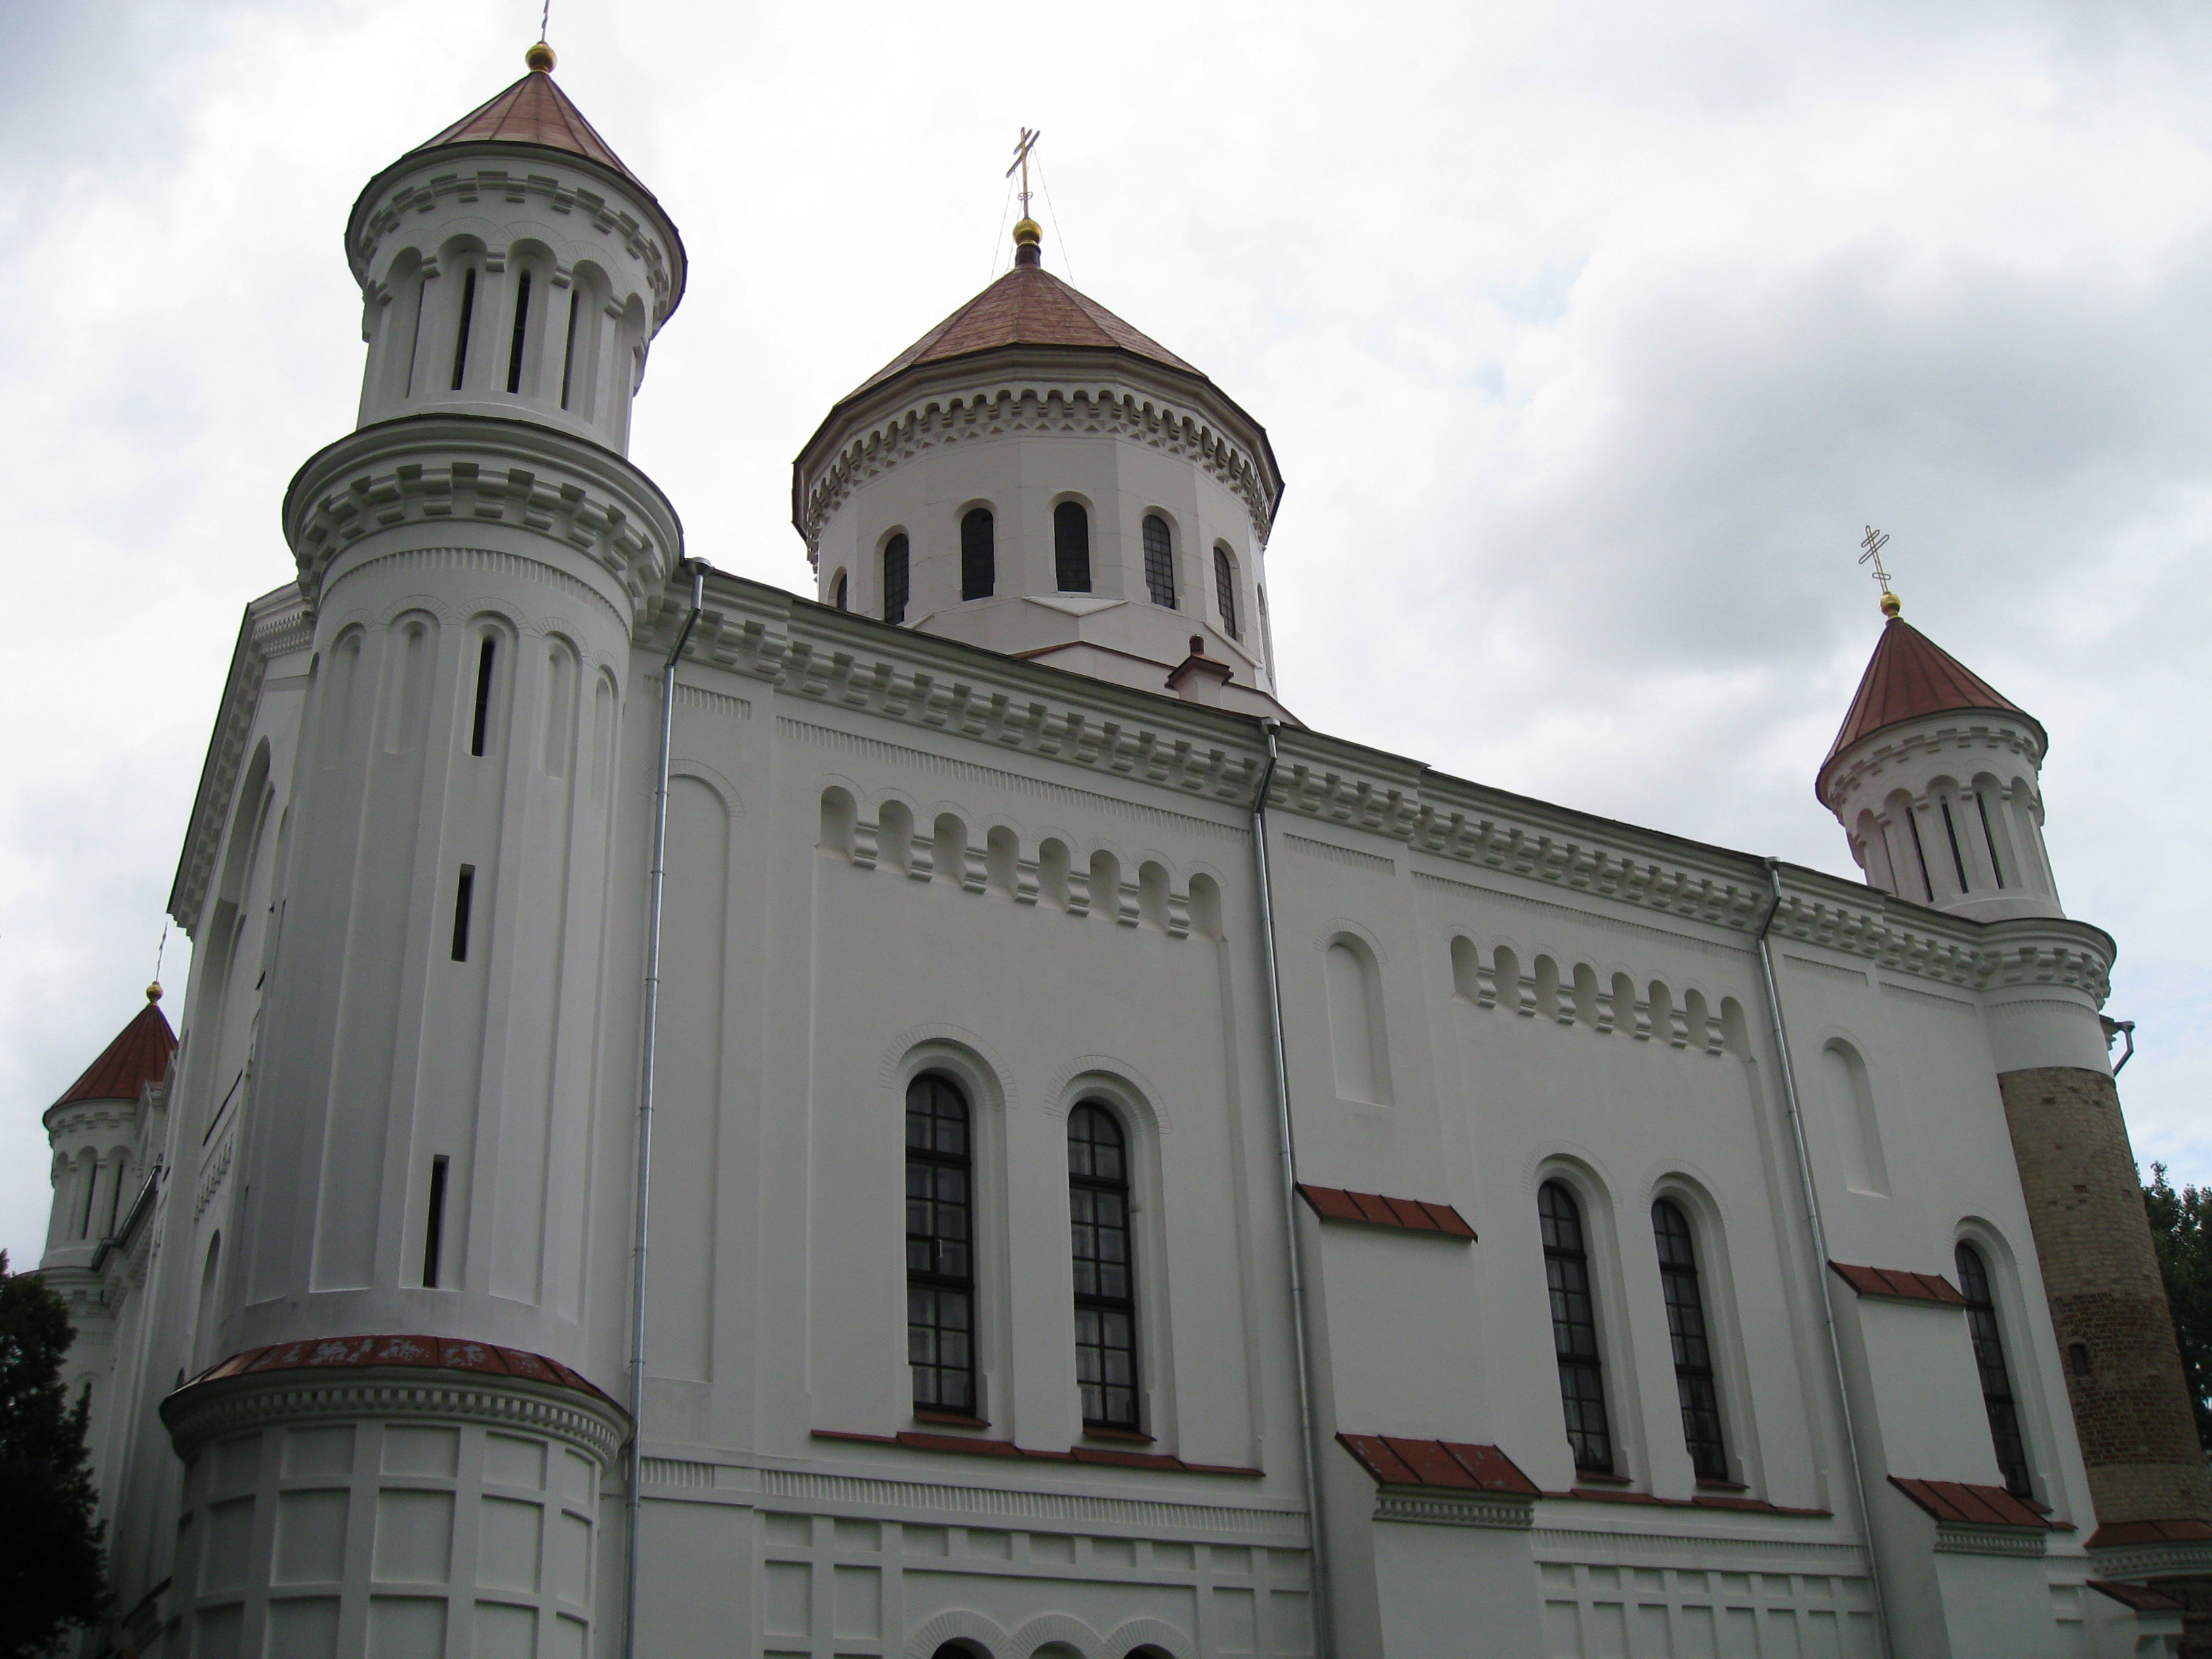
33 47 2212 1659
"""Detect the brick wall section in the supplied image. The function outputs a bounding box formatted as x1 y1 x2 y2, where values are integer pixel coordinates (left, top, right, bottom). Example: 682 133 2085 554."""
1999 1065 2212 1525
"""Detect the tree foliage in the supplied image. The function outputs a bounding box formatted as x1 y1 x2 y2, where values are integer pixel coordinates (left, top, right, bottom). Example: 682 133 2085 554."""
2144 1164 2212 1456
0 1252 108 1658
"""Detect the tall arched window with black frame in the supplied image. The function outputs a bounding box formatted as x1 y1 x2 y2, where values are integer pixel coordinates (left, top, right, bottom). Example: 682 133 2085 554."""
1957 1242 2033 1497
1653 1199 1728 1480
1213 543 1239 639
961 508 996 600
1541 1180 1613 1473
1069 1103 1139 1430
1142 515 1176 607
1054 501 1091 593
883 534 909 625
907 1074 977 1415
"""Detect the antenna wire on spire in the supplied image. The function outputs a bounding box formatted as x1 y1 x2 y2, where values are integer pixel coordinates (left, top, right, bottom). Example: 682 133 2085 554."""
1039 163 1074 284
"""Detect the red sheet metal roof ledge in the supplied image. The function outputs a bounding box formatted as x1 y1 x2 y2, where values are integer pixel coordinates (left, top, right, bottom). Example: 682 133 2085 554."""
2087 1580 2189 1613
413 70 637 182
812 1429 1259 1477
2086 1517 2212 1549
1818 617 2043 794
1337 1435 1538 1494
1298 1185 1476 1240
1889 1477 2053 1529
1829 1262 1969 1306
51 992 176 1113
180 1336 617 1406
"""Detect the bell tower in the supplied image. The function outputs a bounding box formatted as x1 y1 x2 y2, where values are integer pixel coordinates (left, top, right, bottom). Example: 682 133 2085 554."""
156 46 686 1657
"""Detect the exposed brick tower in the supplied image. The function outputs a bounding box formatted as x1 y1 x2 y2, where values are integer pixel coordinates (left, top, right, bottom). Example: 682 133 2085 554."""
1820 589 2212 1628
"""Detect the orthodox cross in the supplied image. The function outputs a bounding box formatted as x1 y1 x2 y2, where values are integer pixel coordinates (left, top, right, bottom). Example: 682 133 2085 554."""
1858 525 1893 591
1006 128 1040 218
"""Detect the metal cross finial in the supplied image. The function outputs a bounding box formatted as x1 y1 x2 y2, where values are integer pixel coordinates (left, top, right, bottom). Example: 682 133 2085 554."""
541 0 551 41
1006 128 1040 218
1858 525 1893 590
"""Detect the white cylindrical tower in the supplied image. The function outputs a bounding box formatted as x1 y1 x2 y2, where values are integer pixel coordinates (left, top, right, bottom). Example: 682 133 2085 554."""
1817 592 2060 922
794 218 1292 717
159 47 682 1658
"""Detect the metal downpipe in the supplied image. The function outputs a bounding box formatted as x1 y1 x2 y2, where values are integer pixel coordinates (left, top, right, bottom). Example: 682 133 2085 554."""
1753 858 1893 1659
1251 718 1334 1655
622 560 705 1659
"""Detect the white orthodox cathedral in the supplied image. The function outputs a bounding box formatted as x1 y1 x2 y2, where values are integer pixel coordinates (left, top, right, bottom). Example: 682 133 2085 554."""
33 45 2212 1659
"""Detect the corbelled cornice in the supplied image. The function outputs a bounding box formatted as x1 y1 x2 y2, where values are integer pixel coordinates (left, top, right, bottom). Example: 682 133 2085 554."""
1819 716 2045 815
793 353 1284 552
283 413 683 623
689 571 2116 1003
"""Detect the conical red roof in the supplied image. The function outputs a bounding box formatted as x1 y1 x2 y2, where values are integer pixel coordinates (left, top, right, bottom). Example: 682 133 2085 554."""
1818 617 2042 791
413 69 636 182
52 994 176 1111
846 264 1202 402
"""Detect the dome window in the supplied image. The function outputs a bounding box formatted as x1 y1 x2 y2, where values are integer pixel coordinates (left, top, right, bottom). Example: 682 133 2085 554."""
1054 501 1091 593
1143 516 1176 608
883 535 909 625
1213 544 1240 640
961 508 995 600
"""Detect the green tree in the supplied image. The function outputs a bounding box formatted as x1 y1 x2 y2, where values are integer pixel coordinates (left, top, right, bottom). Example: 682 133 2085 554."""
0 1252 107 1658
2144 1164 2212 1456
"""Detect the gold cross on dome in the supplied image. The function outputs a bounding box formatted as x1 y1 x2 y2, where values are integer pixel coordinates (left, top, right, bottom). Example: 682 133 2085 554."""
1858 525 1893 590
1006 128 1040 218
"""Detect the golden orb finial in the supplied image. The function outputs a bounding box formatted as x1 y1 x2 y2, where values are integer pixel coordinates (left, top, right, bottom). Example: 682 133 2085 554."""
1879 590 1902 619
526 40 557 73
146 981 163 1002
1012 217 1042 247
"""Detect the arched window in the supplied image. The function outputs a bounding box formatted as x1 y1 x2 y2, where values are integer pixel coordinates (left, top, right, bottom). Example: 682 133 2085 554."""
1540 1181 1612 1472
1653 1200 1727 1480
830 569 848 611
1054 501 1092 593
1956 1242 2032 1497
1143 515 1176 608
883 534 909 625
907 1074 977 1414
1213 544 1239 639
506 268 533 394
961 508 996 600
1069 1103 1139 1429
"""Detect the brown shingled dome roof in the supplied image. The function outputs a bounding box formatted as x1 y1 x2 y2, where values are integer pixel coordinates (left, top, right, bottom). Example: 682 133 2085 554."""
52 994 176 1113
846 264 1204 403
1818 617 2043 798
413 69 636 182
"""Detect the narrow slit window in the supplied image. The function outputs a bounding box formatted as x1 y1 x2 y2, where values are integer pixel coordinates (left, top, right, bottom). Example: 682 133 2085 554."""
1540 1180 1613 1473
831 570 848 611
506 270 532 394
1940 800 1971 892
1957 1242 2033 1498
1975 792 2006 887
960 508 995 601
1904 808 1935 902
470 637 496 756
450 866 475 962
883 534 909 625
422 1155 450 1288
450 266 478 390
1069 1103 1139 1429
560 289 580 409
1142 515 1176 608
1653 1200 1727 1480
1054 501 1092 592
1213 544 1239 639
907 1073 977 1415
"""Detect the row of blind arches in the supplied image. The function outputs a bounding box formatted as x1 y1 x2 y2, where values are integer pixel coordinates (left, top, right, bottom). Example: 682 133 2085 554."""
1542 1180 2032 1496
843 508 1245 641
907 1073 1142 1431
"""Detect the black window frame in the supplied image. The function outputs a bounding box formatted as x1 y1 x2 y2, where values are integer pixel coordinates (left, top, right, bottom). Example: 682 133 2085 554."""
882 533 909 625
1068 1101 1140 1431
1213 544 1239 638
1142 514 1176 608
1653 1198 1728 1481
960 508 996 601
1053 500 1092 594
1540 1179 1614 1473
907 1073 978 1416
1956 1241 2033 1498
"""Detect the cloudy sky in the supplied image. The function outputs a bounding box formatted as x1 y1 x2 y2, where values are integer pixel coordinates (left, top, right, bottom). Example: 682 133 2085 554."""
3 0 2209 1268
